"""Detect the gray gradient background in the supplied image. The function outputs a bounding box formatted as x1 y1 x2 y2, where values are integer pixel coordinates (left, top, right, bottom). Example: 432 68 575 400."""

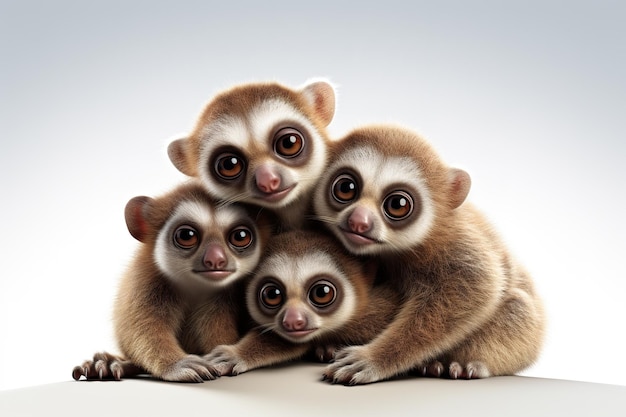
1 0 624 391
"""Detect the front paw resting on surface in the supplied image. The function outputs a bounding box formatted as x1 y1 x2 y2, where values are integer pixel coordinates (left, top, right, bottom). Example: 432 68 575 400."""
311 344 339 363
322 345 386 385
160 354 220 383
417 360 446 378
72 352 218 383
447 361 490 379
72 351 142 381
204 345 250 376
416 360 491 379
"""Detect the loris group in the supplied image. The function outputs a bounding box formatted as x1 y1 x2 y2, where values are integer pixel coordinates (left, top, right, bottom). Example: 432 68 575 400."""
73 80 545 385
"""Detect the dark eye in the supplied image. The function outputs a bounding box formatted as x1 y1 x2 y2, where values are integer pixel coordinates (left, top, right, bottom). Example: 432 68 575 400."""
260 283 284 309
308 280 336 308
174 226 199 249
274 128 304 158
215 152 246 180
382 191 413 220
331 174 358 203
228 226 253 249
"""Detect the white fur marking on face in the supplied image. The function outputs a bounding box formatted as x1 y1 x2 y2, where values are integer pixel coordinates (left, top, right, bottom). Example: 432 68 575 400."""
315 145 436 254
201 117 250 153
254 251 346 289
198 117 249 196
247 250 357 333
154 200 215 283
213 203 262 281
196 98 328 205
248 98 327 176
153 200 258 290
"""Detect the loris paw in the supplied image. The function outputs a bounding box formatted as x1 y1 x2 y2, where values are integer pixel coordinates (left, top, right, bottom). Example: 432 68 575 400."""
322 346 387 385
72 351 142 381
160 355 219 383
204 345 249 376
312 344 339 363
448 361 491 379
417 360 445 378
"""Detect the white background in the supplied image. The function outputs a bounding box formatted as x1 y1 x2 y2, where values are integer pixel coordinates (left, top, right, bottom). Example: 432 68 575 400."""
1 0 624 391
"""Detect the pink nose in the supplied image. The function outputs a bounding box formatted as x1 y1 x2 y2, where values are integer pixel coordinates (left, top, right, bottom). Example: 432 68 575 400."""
348 206 372 234
203 244 227 270
255 165 281 194
282 307 307 331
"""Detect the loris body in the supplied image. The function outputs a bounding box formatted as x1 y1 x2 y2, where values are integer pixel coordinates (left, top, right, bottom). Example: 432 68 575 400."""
314 125 545 384
72 181 270 382
168 79 336 230
204 230 401 375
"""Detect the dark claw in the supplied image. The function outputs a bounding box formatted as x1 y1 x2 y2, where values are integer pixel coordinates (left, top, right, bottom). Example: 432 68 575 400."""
202 369 218 381
71 366 83 381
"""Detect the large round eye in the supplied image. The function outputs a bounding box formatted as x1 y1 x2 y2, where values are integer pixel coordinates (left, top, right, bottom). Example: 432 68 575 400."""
308 280 337 308
260 283 284 309
274 128 304 158
228 226 253 249
215 152 246 180
173 225 199 249
331 174 358 203
382 191 414 220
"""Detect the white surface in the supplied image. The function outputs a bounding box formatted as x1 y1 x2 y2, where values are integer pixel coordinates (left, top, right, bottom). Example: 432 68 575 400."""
1 0 625 391
1 363 625 417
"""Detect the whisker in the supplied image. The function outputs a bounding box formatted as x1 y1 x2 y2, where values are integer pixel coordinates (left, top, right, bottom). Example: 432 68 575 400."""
307 215 337 225
256 323 277 335
216 190 254 207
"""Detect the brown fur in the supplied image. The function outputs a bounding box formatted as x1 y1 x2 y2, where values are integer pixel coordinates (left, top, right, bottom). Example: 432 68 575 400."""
170 82 334 177
72 181 271 382
316 125 545 384
204 231 402 375
167 79 335 230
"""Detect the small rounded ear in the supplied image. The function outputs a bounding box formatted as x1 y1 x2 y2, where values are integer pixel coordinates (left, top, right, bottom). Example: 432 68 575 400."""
448 168 471 209
124 196 153 242
167 137 197 177
300 78 336 127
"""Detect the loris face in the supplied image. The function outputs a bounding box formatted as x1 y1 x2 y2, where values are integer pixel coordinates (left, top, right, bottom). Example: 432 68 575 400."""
246 240 360 344
201 100 327 208
153 199 263 290
168 80 335 211
314 139 437 256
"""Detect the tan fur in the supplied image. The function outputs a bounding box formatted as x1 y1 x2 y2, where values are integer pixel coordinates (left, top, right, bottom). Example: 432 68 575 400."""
204 230 401 375
167 79 336 230
315 125 545 384
72 181 271 382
